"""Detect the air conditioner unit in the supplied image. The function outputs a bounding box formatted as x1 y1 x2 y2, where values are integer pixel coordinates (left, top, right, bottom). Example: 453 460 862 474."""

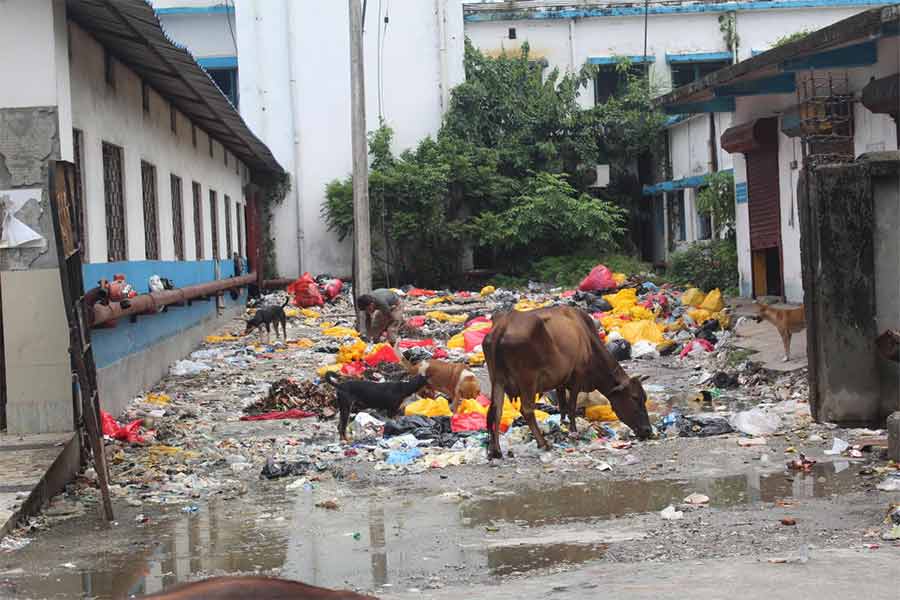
588 164 611 188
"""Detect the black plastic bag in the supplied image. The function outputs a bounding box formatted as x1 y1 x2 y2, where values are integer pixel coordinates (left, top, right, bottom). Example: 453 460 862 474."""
607 338 632 361
676 415 733 437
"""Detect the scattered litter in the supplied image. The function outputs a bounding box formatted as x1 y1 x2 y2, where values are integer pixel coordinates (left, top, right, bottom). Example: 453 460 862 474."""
781 517 797 526
660 505 684 520
738 437 767 447
170 360 211 376
787 454 817 472
684 493 710 505
315 499 340 510
731 408 781 436
823 438 850 456
877 475 900 492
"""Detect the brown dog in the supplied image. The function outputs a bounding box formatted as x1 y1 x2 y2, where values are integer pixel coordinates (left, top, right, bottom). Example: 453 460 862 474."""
755 302 806 362
404 358 481 412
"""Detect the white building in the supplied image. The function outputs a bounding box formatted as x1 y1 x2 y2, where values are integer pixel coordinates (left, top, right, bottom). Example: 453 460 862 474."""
0 0 281 435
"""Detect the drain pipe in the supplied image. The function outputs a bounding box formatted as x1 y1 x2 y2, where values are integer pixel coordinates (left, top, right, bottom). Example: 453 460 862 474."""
286 0 305 275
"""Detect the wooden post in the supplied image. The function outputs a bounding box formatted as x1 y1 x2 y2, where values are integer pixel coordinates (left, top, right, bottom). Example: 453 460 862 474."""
349 0 372 327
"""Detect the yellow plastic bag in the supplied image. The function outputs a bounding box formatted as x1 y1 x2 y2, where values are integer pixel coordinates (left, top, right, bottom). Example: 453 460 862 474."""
612 272 628 285
514 299 551 312
145 393 170 406
405 397 453 418
448 332 465 349
688 308 713 324
603 288 638 312
426 311 468 324
337 339 367 364
468 351 485 366
665 319 685 332
628 305 655 321
458 398 488 416
618 320 666 344
206 334 239 343
586 404 619 422
681 288 706 307
425 296 451 306
700 288 724 313
316 363 343 377
714 311 732 330
322 326 360 338
289 338 315 349
301 308 321 319
480 285 496 296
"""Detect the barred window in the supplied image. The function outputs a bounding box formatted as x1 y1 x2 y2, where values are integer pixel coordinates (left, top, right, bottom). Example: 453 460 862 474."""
141 161 160 260
102 142 126 261
209 190 219 260
192 181 203 259
72 129 86 261
236 202 244 258
224 195 233 258
171 174 184 260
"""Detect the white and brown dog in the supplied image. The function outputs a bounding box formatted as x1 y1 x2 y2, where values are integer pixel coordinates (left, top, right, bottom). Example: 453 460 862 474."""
404 358 481 412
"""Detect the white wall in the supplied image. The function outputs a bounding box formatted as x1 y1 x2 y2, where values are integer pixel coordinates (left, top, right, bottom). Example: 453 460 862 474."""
236 0 466 278
157 12 237 59
0 0 59 108
777 129 803 302
68 22 247 264
736 7 874 57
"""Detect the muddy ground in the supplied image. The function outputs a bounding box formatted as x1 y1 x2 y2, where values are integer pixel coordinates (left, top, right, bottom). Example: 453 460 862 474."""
1 310 898 599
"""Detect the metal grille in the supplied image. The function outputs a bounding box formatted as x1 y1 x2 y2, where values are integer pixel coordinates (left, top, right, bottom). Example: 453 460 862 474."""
72 129 86 261
209 190 219 260
224 195 233 258
171 174 184 260
236 201 244 257
192 181 203 259
141 161 160 260
102 142 126 261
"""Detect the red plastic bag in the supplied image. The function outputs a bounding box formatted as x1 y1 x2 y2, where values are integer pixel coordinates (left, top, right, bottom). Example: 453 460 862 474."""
433 348 449 359
341 361 366 377
451 411 487 432
407 288 437 297
399 339 434 349
561 290 576 298
287 273 324 307
407 316 427 328
101 410 145 444
578 264 616 292
321 278 343 301
465 316 491 328
463 327 492 353
240 409 315 421
364 345 400 366
679 338 715 358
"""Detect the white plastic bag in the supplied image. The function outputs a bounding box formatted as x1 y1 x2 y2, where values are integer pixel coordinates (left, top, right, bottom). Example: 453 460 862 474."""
170 359 211 376
730 408 781 436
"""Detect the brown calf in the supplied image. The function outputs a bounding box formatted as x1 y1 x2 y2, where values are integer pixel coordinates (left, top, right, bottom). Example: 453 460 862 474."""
484 306 652 459
140 576 378 599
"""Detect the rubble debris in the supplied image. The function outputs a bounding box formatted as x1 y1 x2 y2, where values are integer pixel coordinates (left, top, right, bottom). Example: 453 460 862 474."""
246 379 337 419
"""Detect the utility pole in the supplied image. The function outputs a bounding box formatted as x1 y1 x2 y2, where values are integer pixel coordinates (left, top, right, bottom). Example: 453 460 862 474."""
349 0 372 328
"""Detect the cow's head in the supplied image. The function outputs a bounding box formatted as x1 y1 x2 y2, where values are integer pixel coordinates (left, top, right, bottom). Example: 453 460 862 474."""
607 374 653 440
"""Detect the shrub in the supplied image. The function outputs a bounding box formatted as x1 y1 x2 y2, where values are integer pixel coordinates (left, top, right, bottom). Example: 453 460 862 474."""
668 239 738 293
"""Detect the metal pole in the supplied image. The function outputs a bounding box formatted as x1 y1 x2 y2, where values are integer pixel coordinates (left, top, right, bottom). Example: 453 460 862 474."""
643 0 649 82
349 0 372 328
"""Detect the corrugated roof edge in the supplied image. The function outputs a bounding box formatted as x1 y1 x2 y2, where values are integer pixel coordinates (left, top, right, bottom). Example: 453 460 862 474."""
66 0 283 176
655 4 900 108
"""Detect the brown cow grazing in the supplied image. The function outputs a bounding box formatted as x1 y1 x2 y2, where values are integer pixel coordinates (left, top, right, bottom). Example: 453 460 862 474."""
484 305 653 459
140 576 379 599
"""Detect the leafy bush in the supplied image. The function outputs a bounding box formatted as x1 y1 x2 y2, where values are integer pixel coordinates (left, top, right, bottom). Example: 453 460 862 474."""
696 170 735 239
668 239 738 293
489 253 655 289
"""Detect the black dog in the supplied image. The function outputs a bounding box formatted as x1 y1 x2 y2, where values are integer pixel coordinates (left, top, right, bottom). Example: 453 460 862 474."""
243 298 289 342
324 371 428 441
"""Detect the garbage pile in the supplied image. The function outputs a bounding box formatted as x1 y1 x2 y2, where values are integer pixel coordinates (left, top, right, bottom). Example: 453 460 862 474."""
244 378 337 419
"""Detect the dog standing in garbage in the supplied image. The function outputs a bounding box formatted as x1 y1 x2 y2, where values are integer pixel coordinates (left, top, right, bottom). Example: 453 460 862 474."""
324 371 428 441
401 357 481 413
140 576 378 599
243 297 289 342
755 302 806 362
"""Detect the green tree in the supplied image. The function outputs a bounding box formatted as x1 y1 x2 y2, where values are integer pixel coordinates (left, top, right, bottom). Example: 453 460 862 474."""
696 170 736 239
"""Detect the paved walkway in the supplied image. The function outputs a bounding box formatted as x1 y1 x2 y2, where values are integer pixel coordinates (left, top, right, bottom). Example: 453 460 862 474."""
728 298 808 372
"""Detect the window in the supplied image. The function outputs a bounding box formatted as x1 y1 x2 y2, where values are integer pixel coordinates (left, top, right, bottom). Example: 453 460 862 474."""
102 142 126 261
192 181 203 259
594 62 648 105
191 124 197 148
224 195 233 257
104 50 115 89
72 129 86 261
171 174 184 260
697 212 713 240
235 156 239 175
670 59 732 89
209 137 214 159
170 104 177 134
224 151 228 168
208 67 238 108
142 82 150 113
209 190 219 260
236 202 244 258
508 27 517 40
141 161 160 260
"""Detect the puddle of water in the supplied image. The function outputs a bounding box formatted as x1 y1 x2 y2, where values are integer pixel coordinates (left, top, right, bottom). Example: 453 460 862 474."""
461 462 860 527
0 463 860 598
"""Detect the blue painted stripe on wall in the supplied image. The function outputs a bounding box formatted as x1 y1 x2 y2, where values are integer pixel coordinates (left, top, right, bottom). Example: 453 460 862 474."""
642 168 734 196
464 0 888 21
85 259 246 369
155 6 234 15
735 182 749 204
197 56 238 69
589 55 656 64
666 52 734 63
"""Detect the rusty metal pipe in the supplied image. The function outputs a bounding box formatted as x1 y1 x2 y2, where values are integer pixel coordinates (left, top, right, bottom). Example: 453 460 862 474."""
261 278 295 289
91 273 257 327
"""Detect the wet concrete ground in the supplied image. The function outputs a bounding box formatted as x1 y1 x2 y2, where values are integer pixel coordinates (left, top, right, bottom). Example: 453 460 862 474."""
1 315 898 599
